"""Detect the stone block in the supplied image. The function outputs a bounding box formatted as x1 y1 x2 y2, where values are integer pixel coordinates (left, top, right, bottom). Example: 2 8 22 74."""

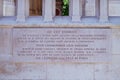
0 28 12 61
47 64 94 80
112 29 120 54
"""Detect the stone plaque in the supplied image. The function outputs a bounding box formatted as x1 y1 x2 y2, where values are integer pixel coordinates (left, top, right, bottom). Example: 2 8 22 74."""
13 28 111 63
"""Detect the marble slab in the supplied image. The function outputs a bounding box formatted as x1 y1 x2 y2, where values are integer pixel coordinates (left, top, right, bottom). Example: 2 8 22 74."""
13 28 111 63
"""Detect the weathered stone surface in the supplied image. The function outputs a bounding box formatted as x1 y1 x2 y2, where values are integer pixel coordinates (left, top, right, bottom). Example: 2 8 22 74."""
112 29 120 54
85 0 96 16
0 27 120 80
94 64 111 80
12 28 111 63
0 28 12 61
109 0 120 16
3 0 16 16
0 62 47 80
47 64 94 80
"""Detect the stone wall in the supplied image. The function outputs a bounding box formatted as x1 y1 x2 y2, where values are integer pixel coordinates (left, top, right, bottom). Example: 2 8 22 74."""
0 25 120 80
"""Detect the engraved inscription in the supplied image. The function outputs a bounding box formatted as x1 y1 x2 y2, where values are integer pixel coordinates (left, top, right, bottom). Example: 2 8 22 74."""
13 28 111 62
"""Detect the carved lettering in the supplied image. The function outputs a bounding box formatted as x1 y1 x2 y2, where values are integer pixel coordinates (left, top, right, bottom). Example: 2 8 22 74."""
13 28 111 63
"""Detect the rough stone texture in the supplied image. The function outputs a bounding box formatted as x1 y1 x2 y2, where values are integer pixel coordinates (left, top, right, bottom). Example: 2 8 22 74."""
0 26 120 80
